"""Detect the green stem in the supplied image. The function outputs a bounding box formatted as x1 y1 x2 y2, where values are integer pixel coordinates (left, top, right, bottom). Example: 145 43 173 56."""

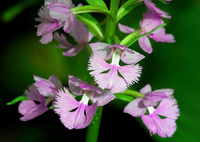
85 106 103 142
105 0 120 39
123 90 145 98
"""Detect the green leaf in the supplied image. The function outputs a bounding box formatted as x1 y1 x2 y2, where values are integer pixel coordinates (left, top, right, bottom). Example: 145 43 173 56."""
76 14 104 40
86 0 108 9
7 95 28 105
120 23 167 47
71 5 112 20
117 0 142 22
115 94 134 102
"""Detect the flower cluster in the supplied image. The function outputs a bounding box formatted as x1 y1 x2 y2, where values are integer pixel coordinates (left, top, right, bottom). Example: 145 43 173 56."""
124 84 179 137
9 0 180 139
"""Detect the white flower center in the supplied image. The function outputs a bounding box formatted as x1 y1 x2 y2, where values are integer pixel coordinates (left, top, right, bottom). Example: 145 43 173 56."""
111 48 121 66
80 94 90 105
147 107 155 114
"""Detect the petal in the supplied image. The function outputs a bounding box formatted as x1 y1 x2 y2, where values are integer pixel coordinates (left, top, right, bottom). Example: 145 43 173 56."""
150 27 175 43
59 103 86 129
18 100 36 115
49 2 70 13
54 88 80 115
155 98 180 119
157 118 177 137
63 13 76 33
40 32 53 44
37 22 52 36
70 22 93 43
142 112 177 137
90 88 116 106
62 44 84 56
57 0 73 8
19 100 48 121
118 23 135 33
37 21 61 44
33 75 44 82
144 0 171 18
143 92 168 107
141 114 157 136
68 75 88 96
54 32 72 47
140 11 163 32
138 36 152 54
153 89 174 97
35 80 58 97
118 64 142 86
55 88 97 129
124 98 146 117
93 65 128 93
88 54 111 75
75 102 98 129
37 5 52 20
89 42 113 60
87 31 94 43
24 85 44 102
140 84 152 95
121 48 145 64
49 75 62 89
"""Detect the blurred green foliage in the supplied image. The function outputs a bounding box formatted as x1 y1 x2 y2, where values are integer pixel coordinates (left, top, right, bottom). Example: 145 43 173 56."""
1 0 200 142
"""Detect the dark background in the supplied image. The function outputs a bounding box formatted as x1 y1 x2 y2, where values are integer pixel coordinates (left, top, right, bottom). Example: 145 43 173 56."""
1 0 200 141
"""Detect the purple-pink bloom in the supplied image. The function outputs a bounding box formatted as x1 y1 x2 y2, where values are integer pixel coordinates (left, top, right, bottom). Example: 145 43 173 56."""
18 85 49 121
68 75 115 106
35 5 63 44
88 43 143 93
144 0 171 18
47 0 76 33
119 12 175 54
124 84 179 137
54 88 98 129
54 22 94 56
34 75 62 98
88 53 142 93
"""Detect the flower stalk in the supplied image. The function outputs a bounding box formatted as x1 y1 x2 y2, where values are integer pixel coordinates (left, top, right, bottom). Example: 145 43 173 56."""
85 106 103 142
105 0 120 39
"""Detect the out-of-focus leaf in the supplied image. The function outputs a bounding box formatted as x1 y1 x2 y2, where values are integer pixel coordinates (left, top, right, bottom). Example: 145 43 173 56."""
1 0 41 23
